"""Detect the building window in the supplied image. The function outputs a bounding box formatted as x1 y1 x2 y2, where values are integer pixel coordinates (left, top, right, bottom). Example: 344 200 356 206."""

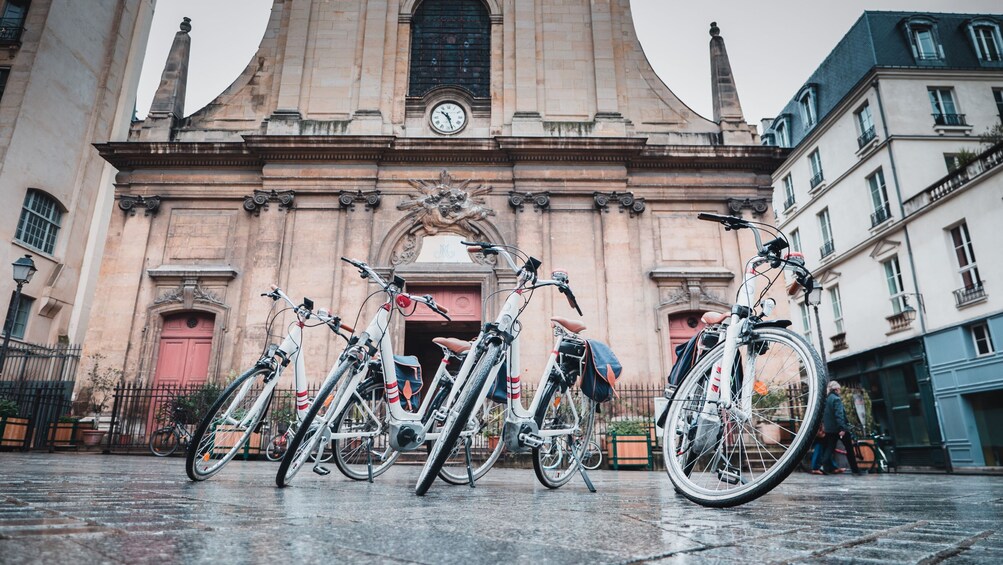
867 169 891 227
950 222 981 290
799 303 812 345
855 103 876 148
808 149 824 189
0 0 28 43
929 88 966 126
15 189 63 255
773 117 791 148
968 21 1003 62
944 153 963 172
798 87 818 128
905 18 944 61
790 229 802 254
817 208 834 258
0 67 8 103
781 174 795 210
829 285 844 335
971 322 995 356
994 88 1003 121
2 292 33 339
883 256 907 314
408 0 491 98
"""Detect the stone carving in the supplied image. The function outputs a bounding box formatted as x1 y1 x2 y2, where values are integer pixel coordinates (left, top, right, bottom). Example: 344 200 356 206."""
727 197 769 216
154 280 225 310
390 233 419 266
338 190 381 211
398 170 494 234
118 195 161 216
508 191 550 212
243 189 295 215
594 191 645 216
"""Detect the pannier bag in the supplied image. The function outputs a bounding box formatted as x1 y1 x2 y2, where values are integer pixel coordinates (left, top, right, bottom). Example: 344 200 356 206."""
486 359 509 403
580 340 622 403
667 334 701 389
394 355 423 411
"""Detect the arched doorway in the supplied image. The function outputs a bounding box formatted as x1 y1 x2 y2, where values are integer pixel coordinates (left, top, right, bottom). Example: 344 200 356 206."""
668 311 705 364
152 312 215 388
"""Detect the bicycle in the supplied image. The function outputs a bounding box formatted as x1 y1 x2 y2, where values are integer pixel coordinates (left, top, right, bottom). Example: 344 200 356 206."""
275 257 506 487
264 416 333 463
416 241 597 496
545 438 602 471
149 403 192 457
185 286 351 481
660 213 827 507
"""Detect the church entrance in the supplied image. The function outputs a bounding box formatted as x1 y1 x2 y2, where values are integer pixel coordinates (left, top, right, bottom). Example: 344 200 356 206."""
668 311 705 364
152 312 215 388
403 285 481 400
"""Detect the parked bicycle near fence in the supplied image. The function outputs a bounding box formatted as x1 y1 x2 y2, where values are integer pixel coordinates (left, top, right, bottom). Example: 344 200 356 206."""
149 401 192 457
659 213 827 507
185 286 351 481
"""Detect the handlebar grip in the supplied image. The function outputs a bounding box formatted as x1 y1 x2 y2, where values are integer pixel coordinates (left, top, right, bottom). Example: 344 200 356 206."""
436 305 449 315
340 322 355 334
466 246 483 253
269 284 280 292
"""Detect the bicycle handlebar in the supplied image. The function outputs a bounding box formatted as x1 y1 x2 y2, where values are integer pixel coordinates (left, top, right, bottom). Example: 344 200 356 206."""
262 285 352 334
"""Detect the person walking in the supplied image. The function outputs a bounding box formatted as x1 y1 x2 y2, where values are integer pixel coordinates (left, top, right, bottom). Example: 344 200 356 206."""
818 380 862 475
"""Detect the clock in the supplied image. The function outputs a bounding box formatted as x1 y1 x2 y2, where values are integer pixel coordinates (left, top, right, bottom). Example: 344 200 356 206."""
430 102 467 134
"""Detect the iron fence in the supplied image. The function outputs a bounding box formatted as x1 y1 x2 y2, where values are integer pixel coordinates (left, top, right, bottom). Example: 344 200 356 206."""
0 342 81 384
0 381 75 450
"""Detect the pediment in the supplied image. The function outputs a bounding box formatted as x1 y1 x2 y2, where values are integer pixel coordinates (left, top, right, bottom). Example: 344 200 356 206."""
817 270 841 287
869 238 901 260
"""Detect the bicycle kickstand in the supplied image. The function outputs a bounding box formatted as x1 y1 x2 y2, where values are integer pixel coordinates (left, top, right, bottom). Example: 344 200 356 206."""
366 437 374 484
570 445 597 493
463 435 476 488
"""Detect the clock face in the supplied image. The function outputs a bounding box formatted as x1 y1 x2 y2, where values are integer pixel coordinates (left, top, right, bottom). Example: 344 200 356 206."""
430 102 467 134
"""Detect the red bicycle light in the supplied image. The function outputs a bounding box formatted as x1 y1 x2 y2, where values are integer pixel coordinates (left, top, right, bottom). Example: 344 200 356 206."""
396 295 412 309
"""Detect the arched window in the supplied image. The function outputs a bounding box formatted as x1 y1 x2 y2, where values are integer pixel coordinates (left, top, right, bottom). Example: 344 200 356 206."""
15 189 63 254
408 0 491 98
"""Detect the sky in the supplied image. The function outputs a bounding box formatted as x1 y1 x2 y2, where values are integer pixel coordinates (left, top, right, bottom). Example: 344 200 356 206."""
136 0 1003 128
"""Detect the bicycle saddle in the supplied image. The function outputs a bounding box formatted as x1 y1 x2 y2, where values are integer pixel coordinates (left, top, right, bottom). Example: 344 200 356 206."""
550 317 586 333
432 337 472 354
701 311 728 325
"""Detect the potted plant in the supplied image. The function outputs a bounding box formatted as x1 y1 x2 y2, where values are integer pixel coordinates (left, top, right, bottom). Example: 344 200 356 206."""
75 354 122 447
481 407 505 451
754 388 789 445
0 398 30 449
606 419 651 469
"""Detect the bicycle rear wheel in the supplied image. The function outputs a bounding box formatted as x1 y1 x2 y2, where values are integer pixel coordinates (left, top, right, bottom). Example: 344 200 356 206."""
581 441 602 471
150 427 179 457
331 383 400 481
856 441 876 473
415 345 502 496
265 431 287 462
186 367 272 481
532 381 597 489
437 398 507 485
662 326 825 507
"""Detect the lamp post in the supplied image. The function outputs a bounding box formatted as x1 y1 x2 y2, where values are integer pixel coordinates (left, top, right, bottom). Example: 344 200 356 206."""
1 255 37 395
805 283 827 367
901 292 926 333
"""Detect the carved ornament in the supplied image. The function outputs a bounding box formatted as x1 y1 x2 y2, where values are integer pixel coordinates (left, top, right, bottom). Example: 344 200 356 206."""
154 279 225 310
119 195 161 216
398 170 494 235
243 189 295 215
508 191 550 212
594 191 645 216
338 190 381 211
727 197 769 216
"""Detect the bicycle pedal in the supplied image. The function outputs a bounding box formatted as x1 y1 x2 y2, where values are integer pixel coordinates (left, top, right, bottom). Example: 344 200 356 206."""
312 465 331 476
518 432 545 448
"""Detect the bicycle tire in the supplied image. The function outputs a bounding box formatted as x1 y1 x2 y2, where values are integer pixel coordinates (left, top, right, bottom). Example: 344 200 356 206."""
150 427 180 457
436 397 506 485
265 432 287 462
581 441 602 471
532 380 597 489
662 326 826 507
856 442 877 473
185 366 273 481
331 382 401 481
415 345 502 496
276 357 357 487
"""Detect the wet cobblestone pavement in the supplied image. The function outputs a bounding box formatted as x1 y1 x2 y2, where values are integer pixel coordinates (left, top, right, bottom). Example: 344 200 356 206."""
1 453 1002 564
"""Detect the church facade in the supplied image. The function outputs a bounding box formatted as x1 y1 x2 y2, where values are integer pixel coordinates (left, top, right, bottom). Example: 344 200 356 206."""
88 0 785 389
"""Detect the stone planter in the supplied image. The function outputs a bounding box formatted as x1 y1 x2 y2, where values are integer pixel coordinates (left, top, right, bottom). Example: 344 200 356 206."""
50 421 83 447
81 429 107 447
0 416 30 448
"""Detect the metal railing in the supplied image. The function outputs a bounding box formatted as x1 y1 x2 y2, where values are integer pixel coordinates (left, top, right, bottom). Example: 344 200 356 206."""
820 239 836 259
0 342 81 384
782 195 796 211
0 381 74 451
953 282 987 308
933 113 967 127
0 17 25 44
829 332 848 352
870 203 891 227
903 141 1003 216
857 126 876 149
886 311 913 332
809 171 824 189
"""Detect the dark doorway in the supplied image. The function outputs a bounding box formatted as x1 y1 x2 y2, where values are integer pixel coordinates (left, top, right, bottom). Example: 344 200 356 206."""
404 321 480 400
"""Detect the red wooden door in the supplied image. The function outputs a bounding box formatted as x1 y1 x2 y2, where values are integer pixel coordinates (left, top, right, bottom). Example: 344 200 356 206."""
668 312 705 364
404 285 481 322
153 313 215 388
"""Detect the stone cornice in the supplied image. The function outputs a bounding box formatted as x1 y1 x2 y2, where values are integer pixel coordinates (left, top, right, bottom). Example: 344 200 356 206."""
96 136 788 173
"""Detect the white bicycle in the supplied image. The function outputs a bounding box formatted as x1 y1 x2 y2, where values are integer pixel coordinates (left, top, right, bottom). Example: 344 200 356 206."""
275 258 506 487
659 213 826 507
186 286 350 481
416 242 598 496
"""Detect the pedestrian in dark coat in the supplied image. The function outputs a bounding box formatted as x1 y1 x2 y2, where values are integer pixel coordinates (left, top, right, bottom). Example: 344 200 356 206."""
818 380 862 475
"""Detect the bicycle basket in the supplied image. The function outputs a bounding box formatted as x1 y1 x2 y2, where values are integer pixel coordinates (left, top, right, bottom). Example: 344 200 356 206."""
394 355 423 412
580 340 621 403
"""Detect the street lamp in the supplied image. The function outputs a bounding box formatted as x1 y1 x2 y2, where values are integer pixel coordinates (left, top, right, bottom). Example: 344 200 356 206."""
901 293 926 331
804 278 827 366
0 254 37 376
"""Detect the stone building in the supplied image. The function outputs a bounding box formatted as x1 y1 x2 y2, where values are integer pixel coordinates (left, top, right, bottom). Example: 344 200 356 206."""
0 0 153 350
763 11 1003 470
89 0 785 394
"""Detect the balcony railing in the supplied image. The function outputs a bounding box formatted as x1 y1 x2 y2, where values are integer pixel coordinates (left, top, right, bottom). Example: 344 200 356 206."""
819 239 835 259
829 333 848 352
782 195 796 211
0 18 25 44
932 113 968 126
809 171 824 189
857 126 876 149
903 140 1003 216
954 282 987 308
886 311 913 333
870 203 891 227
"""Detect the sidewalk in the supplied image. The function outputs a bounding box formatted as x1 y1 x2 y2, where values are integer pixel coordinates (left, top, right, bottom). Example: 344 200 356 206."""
1 452 1001 564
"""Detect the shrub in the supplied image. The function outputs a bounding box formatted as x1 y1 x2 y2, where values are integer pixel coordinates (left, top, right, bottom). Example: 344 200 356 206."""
0 399 19 418
607 419 649 436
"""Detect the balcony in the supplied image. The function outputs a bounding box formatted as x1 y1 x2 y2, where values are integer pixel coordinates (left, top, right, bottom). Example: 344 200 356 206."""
903 141 1003 216
782 195 796 211
0 18 25 45
886 311 913 333
809 171 824 189
933 113 968 127
954 282 987 308
870 203 891 227
819 239 835 259
829 333 848 353
857 126 876 149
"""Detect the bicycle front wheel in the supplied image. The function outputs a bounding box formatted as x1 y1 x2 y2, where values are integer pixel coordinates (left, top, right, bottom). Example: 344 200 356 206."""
662 326 825 507
276 357 357 487
331 383 400 481
437 398 507 485
581 441 602 471
186 367 272 481
415 345 502 496
150 427 179 457
532 381 597 489
265 431 287 462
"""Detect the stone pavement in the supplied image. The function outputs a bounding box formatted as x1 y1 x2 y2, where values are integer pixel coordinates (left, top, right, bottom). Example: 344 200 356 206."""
1 453 1001 564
